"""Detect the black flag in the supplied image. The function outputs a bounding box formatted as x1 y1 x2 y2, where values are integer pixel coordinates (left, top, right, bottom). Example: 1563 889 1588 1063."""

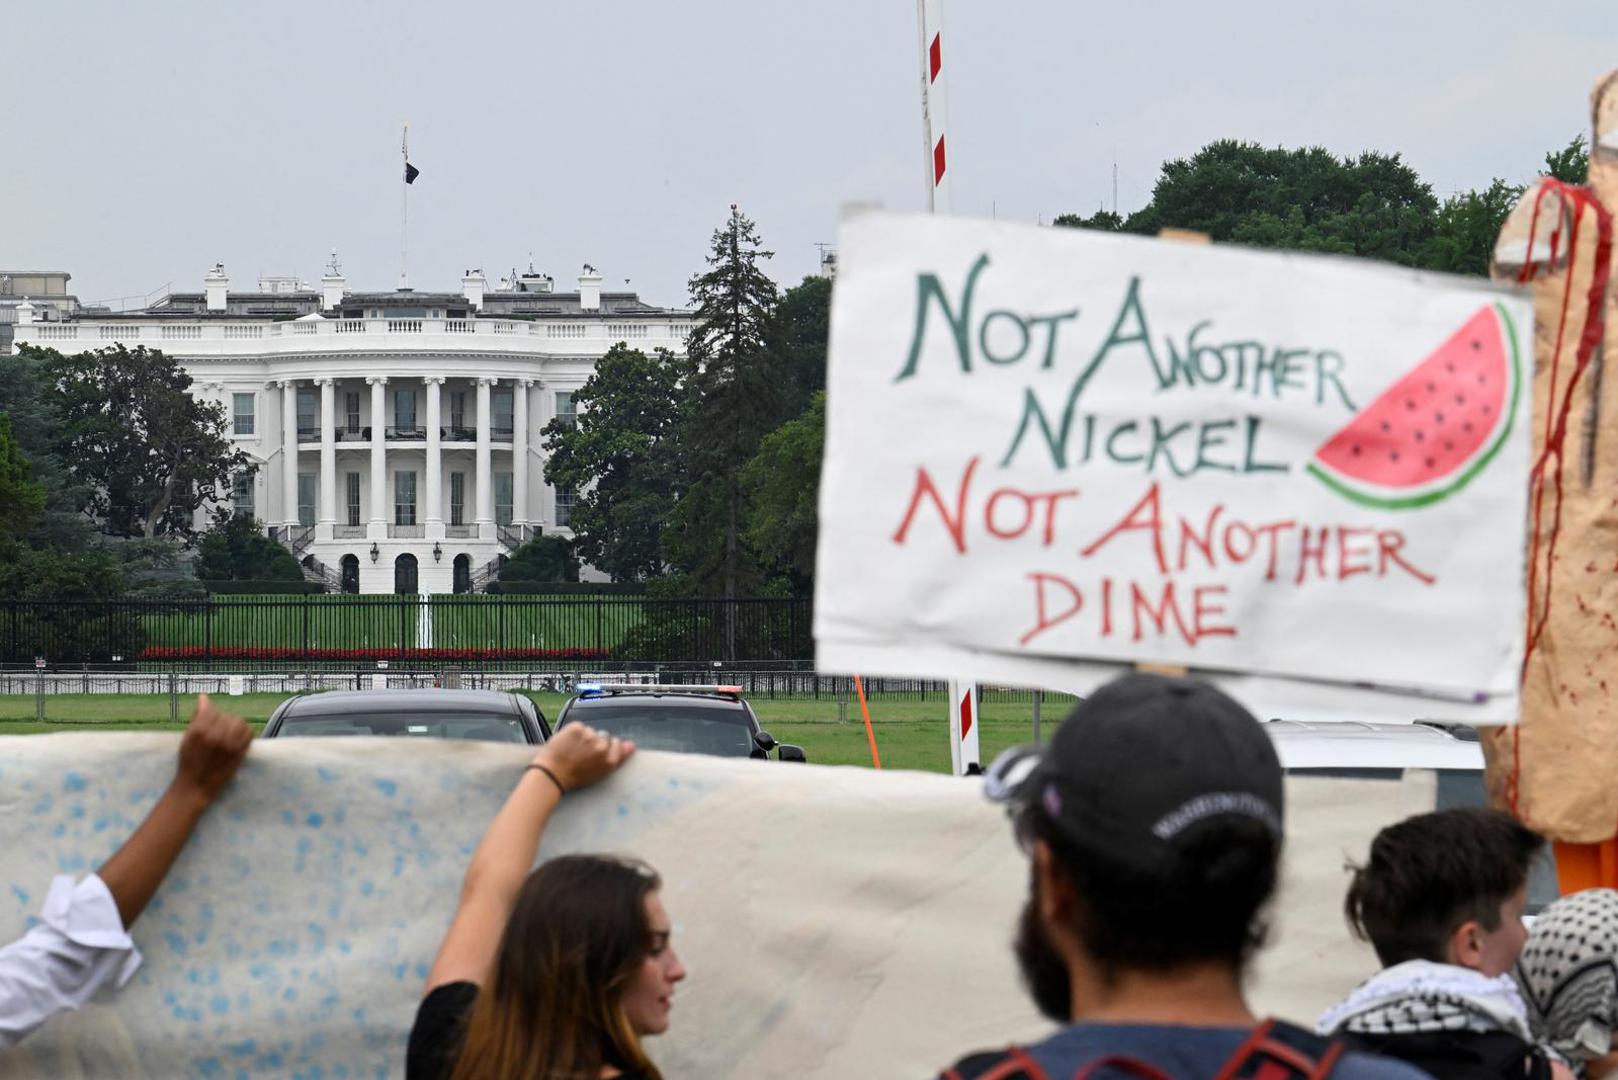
404 162 420 185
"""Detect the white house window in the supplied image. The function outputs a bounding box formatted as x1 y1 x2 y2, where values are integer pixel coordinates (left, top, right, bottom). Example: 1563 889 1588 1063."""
555 391 576 430
394 389 417 434
554 485 575 528
493 389 514 438
345 391 361 433
297 473 317 527
494 472 513 526
395 471 417 526
449 390 467 433
231 471 255 519
232 393 256 435
449 472 465 526
345 472 361 527
296 390 318 436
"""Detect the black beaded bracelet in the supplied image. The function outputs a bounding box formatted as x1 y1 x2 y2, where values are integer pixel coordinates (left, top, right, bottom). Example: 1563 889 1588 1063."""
525 762 567 796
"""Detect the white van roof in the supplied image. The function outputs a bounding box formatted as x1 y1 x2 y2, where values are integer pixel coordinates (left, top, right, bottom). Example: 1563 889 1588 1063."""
1265 719 1485 771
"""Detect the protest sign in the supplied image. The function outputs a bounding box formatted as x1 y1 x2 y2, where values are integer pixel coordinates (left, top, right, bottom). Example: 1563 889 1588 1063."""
1481 78 1618 844
816 211 1534 722
0 733 1415 1077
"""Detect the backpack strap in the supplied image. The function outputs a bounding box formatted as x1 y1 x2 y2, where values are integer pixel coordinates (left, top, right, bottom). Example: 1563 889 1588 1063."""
1213 1019 1347 1080
1072 1055 1178 1080
943 1045 1051 1080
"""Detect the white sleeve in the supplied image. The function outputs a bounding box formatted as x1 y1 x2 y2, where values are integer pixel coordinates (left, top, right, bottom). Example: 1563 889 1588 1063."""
0 874 143 1052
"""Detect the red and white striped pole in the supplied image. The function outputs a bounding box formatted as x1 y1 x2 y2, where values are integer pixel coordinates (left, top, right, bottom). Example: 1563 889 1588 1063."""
917 0 951 214
921 0 976 772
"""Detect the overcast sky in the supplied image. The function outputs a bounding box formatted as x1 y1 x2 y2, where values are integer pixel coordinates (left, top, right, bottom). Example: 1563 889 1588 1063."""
4 1 1615 310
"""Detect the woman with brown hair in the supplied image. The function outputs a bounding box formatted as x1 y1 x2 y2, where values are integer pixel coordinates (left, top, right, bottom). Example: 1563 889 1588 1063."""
406 723 686 1080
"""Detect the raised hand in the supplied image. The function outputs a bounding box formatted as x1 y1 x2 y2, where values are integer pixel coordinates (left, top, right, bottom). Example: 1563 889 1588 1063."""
532 723 635 793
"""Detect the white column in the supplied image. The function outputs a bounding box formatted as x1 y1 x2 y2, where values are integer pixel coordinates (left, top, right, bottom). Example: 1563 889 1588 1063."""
317 378 336 540
281 380 299 530
425 377 444 539
367 376 388 540
475 377 494 539
513 379 532 529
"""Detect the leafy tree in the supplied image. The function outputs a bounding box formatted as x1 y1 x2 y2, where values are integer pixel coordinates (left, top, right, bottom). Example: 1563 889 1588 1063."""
665 206 786 602
499 535 580 584
0 414 45 543
769 275 833 416
1544 135 1589 184
542 344 686 580
1098 141 1439 265
193 513 302 581
44 344 252 540
1052 209 1123 232
1423 178 1525 276
741 392 824 594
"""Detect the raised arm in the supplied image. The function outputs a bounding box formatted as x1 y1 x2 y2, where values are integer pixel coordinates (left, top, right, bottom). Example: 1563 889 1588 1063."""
97 694 254 927
423 724 634 995
0 694 252 1051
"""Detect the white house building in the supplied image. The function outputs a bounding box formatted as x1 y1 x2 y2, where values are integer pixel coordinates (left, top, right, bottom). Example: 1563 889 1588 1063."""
9 261 694 595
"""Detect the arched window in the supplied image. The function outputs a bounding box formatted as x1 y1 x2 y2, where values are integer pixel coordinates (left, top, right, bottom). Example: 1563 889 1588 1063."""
394 553 419 595
340 554 360 595
452 553 472 595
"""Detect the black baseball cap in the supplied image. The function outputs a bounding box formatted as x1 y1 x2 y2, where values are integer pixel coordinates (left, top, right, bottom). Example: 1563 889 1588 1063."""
985 673 1283 867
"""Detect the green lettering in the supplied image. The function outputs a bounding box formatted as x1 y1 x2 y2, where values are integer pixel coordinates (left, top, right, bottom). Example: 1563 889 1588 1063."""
1146 418 1193 477
1091 277 1167 384
896 253 990 382
1194 419 1239 473
1315 351 1356 410
1241 415 1288 474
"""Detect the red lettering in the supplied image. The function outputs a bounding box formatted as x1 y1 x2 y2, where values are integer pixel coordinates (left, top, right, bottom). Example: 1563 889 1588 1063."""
1034 490 1079 545
1253 521 1296 582
1337 527 1374 580
1130 580 1194 645
1223 521 1256 563
1082 483 1167 574
985 489 1034 540
984 487 1079 545
1019 573 1085 646
1177 504 1223 571
1377 530 1437 585
892 458 979 553
1295 526 1329 584
1192 585 1237 640
1100 576 1114 637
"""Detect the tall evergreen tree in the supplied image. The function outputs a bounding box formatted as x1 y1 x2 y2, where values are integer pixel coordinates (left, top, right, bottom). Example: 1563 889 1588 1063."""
665 206 785 606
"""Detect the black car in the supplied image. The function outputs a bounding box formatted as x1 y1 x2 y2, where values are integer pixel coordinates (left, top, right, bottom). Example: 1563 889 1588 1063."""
555 684 806 762
262 688 549 744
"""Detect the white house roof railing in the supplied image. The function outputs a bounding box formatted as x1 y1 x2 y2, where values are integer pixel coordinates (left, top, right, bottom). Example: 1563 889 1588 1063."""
14 317 696 357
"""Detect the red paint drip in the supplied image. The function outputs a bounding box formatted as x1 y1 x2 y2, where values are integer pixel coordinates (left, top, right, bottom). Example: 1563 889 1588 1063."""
1511 179 1614 818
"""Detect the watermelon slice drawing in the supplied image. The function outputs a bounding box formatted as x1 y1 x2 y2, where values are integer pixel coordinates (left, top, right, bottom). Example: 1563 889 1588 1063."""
1307 303 1521 510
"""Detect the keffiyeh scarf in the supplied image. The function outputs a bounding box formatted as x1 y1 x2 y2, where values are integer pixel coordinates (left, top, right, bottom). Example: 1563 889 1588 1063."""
1516 888 1618 1076
1318 959 1533 1040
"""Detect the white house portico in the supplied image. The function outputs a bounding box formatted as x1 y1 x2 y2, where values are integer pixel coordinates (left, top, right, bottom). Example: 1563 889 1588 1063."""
10 262 693 594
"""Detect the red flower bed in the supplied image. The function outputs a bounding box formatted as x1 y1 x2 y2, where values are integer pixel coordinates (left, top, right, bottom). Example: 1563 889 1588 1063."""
141 646 611 662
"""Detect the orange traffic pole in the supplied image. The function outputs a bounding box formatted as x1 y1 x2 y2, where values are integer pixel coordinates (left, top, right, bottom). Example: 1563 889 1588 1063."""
853 675 882 769
1553 839 1618 893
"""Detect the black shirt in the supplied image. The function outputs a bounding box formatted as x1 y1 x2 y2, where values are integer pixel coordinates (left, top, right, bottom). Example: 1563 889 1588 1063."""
405 981 653 1080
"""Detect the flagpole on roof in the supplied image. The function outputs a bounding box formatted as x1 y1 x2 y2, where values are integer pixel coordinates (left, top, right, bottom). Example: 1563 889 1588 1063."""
400 122 410 290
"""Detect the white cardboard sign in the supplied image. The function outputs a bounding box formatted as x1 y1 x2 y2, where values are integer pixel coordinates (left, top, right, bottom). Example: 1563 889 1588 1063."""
816 212 1533 722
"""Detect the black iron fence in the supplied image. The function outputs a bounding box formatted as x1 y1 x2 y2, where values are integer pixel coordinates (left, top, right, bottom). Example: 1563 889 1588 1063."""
0 596 813 670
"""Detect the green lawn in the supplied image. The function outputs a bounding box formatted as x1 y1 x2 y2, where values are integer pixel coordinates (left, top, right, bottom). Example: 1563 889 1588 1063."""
0 691 1073 774
131 595 655 657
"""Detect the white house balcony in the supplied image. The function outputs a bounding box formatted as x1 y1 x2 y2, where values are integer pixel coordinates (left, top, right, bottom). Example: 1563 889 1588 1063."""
14 316 692 358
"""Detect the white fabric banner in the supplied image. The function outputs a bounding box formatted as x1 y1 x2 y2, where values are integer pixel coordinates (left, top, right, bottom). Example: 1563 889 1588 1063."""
816 211 1534 723
0 735 1411 1078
